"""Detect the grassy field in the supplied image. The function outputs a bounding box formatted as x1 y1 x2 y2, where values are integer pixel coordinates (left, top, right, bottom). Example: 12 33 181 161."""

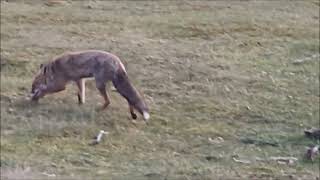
1 0 319 179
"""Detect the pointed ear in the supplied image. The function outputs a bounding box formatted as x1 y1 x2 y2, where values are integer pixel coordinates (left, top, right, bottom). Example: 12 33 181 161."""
40 64 44 69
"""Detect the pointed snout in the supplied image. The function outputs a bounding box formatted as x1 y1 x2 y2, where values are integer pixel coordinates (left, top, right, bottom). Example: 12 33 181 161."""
29 89 40 102
30 94 38 102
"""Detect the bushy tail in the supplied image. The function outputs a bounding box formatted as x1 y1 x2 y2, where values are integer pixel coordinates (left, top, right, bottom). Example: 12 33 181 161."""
112 69 149 118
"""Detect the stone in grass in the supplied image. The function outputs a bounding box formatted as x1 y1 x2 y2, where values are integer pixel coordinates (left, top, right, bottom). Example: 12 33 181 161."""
44 0 69 7
208 136 224 144
269 156 298 166
304 128 320 139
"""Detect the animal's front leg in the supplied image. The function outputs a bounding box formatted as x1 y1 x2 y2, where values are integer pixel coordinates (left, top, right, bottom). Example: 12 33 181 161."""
75 79 86 104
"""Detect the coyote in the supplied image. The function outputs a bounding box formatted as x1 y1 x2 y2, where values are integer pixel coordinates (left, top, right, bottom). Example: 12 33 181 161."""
30 50 150 121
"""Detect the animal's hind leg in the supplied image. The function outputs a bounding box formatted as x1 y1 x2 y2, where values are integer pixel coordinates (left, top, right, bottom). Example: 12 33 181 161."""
75 79 85 104
129 104 137 119
95 81 110 111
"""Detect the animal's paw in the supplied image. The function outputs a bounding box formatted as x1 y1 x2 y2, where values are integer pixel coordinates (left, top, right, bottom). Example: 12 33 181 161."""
131 113 137 119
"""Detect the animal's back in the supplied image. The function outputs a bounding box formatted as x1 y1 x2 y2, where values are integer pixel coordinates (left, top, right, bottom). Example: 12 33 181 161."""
57 50 121 65
52 50 126 79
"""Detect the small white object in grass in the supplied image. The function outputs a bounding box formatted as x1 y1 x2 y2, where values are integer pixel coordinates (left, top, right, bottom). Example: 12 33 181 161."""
42 172 56 177
89 130 109 145
8 108 14 113
292 54 320 64
96 130 109 142
232 157 251 164
269 156 298 165
208 137 224 144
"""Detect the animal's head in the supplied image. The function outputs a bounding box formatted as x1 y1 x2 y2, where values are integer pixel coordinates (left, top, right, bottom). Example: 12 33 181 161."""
30 64 49 101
